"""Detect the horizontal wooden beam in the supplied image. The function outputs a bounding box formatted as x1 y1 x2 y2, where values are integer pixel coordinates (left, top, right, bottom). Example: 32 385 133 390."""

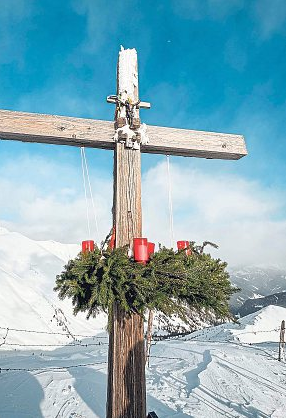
144 125 247 160
0 109 247 160
0 109 115 150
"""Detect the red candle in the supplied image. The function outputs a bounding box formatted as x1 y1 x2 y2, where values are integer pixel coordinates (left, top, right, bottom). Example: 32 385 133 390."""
177 240 192 255
82 240 95 253
133 238 149 263
147 242 155 256
108 227 116 250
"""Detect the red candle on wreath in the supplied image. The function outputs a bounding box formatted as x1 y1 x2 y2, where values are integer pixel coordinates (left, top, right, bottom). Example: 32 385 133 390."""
177 240 192 255
108 227 116 250
147 242 155 256
133 238 149 263
82 240 95 253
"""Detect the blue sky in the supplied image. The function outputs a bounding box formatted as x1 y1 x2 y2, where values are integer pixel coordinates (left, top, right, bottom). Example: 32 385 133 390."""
1 0 286 267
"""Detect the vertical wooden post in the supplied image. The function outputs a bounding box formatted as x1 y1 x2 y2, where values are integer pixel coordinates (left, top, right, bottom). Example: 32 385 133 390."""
107 48 146 418
278 320 285 362
145 309 154 367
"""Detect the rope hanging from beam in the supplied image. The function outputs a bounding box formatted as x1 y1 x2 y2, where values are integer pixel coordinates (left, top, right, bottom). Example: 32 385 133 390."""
166 155 175 248
80 147 99 242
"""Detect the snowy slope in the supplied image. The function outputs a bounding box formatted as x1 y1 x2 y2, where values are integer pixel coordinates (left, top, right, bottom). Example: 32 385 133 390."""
1 228 286 417
0 306 286 417
0 227 107 347
188 305 284 344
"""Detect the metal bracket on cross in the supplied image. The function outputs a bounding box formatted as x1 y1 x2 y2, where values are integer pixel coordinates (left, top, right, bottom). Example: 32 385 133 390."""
107 94 151 150
107 47 151 150
107 95 151 109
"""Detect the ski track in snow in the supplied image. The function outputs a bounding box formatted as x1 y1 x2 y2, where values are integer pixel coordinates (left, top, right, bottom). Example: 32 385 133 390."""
2 339 286 418
1 228 286 417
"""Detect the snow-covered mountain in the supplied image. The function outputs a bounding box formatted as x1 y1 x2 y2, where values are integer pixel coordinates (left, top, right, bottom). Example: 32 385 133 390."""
1 226 285 328
237 291 286 317
229 265 286 312
188 304 284 344
1 228 286 417
0 227 107 347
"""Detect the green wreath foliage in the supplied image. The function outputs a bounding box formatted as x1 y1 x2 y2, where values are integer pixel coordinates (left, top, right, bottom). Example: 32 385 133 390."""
54 243 238 324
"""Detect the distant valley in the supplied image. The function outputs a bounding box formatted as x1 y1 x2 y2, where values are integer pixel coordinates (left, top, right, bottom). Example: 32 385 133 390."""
229 265 286 316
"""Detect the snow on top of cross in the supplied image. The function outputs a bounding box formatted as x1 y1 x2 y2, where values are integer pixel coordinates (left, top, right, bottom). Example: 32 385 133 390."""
188 304 285 344
118 46 138 99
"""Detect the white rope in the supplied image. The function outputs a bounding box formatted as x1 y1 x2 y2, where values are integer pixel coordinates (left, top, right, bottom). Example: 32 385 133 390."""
81 147 100 242
81 147 91 238
166 155 175 248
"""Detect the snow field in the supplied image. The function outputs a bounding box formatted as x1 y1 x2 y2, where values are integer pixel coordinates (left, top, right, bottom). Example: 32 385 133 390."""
1 335 286 417
1 228 286 417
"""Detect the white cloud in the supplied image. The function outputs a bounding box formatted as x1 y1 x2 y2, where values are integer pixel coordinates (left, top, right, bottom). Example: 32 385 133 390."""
142 161 286 268
0 155 113 244
1 155 286 268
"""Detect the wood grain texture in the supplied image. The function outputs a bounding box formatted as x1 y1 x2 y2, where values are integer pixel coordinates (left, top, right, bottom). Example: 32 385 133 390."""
0 109 247 160
143 124 247 159
145 309 154 367
107 48 146 418
114 143 142 248
0 109 115 149
107 299 146 418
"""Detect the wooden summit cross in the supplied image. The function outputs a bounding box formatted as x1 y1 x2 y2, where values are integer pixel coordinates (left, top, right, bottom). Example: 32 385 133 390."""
0 47 247 418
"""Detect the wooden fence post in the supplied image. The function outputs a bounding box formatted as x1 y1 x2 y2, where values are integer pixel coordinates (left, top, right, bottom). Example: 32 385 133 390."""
278 320 285 361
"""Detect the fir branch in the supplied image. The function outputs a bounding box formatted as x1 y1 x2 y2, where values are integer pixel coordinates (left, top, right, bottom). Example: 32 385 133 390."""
54 243 237 325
